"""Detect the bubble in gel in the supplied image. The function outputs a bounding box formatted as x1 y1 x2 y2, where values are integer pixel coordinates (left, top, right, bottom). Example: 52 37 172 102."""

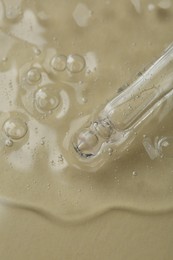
26 68 41 84
50 55 67 71
74 130 99 157
3 118 28 140
67 54 85 73
132 171 137 176
35 85 60 113
157 136 173 158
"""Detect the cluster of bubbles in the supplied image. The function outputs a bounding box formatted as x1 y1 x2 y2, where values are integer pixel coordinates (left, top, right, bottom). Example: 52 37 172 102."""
50 54 86 73
3 51 85 150
22 66 61 114
22 53 85 115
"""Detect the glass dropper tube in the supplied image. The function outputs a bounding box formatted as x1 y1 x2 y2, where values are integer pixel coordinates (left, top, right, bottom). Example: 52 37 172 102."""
72 44 173 167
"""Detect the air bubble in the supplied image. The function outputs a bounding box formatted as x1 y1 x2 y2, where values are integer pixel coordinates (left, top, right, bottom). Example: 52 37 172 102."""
82 97 88 103
67 54 85 73
132 171 137 176
50 55 67 71
40 140 45 145
26 68 41 84
3 118 28 140
108 147 113 156
35 85 60 113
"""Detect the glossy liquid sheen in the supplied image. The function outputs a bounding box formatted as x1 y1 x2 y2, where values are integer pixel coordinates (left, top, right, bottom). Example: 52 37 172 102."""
0 0 173 259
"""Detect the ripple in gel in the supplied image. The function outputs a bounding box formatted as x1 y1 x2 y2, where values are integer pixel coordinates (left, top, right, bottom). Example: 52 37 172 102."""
67 54 85 73
3 118 28 140
35 85 60 113
158 136 173 158
50 55 67 71
26 68 42 84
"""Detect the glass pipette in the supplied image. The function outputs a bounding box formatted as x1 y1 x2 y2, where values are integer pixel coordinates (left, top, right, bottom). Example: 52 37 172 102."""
72 44 173 168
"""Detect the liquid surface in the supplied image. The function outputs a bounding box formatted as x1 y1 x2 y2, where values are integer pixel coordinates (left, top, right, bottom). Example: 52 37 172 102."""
0 0 173 259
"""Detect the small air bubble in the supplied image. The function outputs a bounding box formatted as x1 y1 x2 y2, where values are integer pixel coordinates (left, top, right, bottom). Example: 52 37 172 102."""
26 184 30 190
108 147 113 156
67 54 85 73
33 47 41 56
82 97 88 103
50 54 67 71
26 68 41 85
132 171 137 176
